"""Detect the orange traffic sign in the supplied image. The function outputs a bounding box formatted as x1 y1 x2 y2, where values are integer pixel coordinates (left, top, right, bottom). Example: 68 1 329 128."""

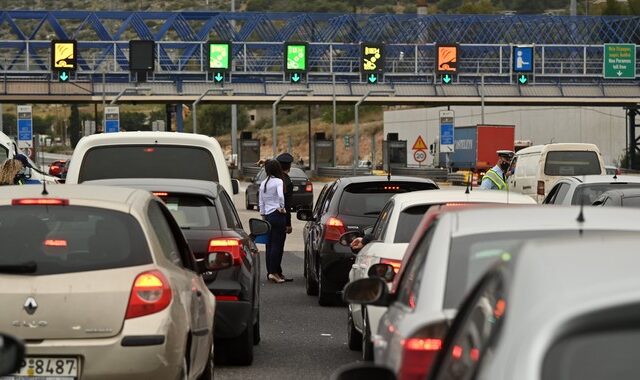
436 44 458 74
412 135 428 150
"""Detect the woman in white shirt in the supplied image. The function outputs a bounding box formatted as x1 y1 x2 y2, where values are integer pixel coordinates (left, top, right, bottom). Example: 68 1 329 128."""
259 159 287 284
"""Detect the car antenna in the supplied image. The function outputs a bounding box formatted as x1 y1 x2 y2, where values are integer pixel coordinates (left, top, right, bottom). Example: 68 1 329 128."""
39 149 49 195
576 175 586 235
465 172 471 194
387 165 391 182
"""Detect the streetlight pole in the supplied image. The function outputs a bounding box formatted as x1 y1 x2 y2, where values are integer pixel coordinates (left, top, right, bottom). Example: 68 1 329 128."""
272 89 313 157
353 90 395 175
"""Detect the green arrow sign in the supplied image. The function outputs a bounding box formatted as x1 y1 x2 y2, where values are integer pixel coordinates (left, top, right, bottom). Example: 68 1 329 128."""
518 74 528 84
368 73 378 84
442 74 452 84
59 70 70 82
214 71 224 83
604 44 636 79
291 73 301 83
209 42 230 70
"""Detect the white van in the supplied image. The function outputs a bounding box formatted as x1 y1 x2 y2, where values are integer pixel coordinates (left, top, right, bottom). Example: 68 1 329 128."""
0 131 58 183
508 143 605 202
0 131 16 163
65 132 238 194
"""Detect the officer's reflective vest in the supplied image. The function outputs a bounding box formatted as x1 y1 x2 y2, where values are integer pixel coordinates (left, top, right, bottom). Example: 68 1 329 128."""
484 169 507 190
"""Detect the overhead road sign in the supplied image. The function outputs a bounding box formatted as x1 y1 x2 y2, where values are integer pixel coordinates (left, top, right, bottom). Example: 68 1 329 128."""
436 44 458 74
129 40 155 71
441 74 453 84
518 74 529 85
513 45 534 73
361 42 384 83
17 105 33 149
439 110 455 153
604 44 636 79
285 42 308 72
51 40 77 70
209 41 231 85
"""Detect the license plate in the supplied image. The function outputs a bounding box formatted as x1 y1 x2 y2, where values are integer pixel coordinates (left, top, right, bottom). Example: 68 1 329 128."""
4 357 78 379
293 186 299 191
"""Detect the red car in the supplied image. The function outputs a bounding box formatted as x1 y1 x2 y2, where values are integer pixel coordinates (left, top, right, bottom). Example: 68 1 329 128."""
48 160 67 177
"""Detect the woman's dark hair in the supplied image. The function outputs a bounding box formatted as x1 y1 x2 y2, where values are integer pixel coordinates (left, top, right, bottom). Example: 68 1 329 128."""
263 159 284 192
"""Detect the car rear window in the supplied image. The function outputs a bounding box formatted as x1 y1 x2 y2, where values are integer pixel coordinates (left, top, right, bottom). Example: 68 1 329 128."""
544 151 601 176
154 193 221 229
394 205 431 243
78 145 218 182
0 206 151 275
572 183 640 205
443 230 633 309
289 168 307 178
622 196 640 208
339 181 437 217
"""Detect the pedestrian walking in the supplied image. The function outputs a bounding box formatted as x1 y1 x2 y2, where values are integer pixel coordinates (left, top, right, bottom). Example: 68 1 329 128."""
275 152 295 282
258 159 288 284
0 158 25 185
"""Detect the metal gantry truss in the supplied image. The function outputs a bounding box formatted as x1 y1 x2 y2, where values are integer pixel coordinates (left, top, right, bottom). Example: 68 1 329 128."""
0 11 639 83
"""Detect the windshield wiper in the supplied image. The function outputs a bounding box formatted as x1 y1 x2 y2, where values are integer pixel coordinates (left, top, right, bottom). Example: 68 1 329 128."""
0 261 37 274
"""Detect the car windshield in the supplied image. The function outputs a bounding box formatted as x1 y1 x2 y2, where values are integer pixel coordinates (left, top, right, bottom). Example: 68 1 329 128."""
0 205 151 275
443 230 634 309
572 183 640 205
78 145 218 182
289 168 307 178
339 182 437 217
544 151 601 176
394 205 431 243
154 193 220 229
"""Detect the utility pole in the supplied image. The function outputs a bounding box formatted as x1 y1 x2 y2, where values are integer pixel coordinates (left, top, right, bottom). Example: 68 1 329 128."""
570 0 577 16
231 0 238 157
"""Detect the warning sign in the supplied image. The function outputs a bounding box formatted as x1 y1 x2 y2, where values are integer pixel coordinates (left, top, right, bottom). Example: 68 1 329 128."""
414 149 427 163
436 44 458 74
412 135 428 150
51 40 77 70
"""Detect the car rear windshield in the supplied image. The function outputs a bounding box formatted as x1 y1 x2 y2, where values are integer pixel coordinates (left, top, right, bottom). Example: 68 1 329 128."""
544 151 601 176
78 145 218 182
154 193 221 229
394 205 431 243
289 168 307 178
622 196 640 208
339 182 437 217
443 230 632 309
572 183 640 205
0 206 151 275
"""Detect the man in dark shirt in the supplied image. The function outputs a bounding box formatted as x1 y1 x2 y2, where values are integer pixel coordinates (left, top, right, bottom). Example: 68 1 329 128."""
276 152 295 282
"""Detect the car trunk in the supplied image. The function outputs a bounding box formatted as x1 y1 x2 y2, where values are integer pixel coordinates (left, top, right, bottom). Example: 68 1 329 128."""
0 266 149 340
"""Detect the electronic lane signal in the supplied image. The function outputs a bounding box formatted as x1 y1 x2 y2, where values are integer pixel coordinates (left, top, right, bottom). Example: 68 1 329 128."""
284 42 308 83
436 44 458 84
513 45 534 85
209 41 231 85
51 40 77 82
361 42 384 83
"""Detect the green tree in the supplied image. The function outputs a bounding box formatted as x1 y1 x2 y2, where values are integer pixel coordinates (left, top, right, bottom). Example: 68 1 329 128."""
32 115 55 135
628 0 640 15
602 0 626 15
119 111 148 131
2 113 17 137
196 104 249 137
69 104 81 148
456 0 498 13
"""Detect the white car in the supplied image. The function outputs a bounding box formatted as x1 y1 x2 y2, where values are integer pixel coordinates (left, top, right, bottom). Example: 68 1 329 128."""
346 189 536 361
344 206 640 380
542 174 640 205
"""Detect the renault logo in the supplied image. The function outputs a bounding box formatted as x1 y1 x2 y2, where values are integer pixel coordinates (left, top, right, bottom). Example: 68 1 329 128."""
24 297 38 315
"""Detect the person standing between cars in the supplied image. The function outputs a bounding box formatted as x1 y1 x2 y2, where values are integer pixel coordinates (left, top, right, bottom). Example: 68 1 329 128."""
259 159 288 284
480 150 514 190
276 152 295 282
0 158 25 185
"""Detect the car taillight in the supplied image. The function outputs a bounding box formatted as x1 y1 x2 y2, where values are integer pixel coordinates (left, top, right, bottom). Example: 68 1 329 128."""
398 322 448 380
209 238 244 266
12 198 69 206
305 182 313 192
125 270 172 319
324 217 346 241
380 258 402 273
216 295 239 301
537 180 545 196
152 192 168 197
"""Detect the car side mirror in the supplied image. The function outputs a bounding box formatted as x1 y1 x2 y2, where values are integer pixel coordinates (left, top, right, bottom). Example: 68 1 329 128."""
330 363 396 380
232 179 240 195
339 231 363 247
297 209 315 222
343 277 389 306
0 333 25 376
206 251 234 271
368 263 396 283
249 218 270 236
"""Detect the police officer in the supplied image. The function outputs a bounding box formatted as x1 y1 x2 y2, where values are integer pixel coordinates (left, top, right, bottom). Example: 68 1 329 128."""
275 152 295 282
480 150 514 190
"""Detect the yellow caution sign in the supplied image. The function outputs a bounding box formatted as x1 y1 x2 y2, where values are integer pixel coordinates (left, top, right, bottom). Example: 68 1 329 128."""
412 135 428 150
51 40 77 70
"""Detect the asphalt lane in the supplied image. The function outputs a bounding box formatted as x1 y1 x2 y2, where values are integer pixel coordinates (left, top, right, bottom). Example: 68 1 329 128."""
216 182 360 379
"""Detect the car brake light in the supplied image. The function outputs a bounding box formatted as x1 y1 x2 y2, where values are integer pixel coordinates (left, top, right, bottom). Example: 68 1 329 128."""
452 345 463 359
209 238 244 266
537 180 545 196
44 239 68 247
398 322 448 380
305 183 313 192
153 192 168 197
216 295 240 301
125 270 172 319
383 185 400 191
380 258 402 273
324 217 346 241
12 198 69 206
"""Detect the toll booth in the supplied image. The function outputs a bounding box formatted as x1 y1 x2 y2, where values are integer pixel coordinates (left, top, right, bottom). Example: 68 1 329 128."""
383 133 407 169
238 132 260 170
313 132 334 169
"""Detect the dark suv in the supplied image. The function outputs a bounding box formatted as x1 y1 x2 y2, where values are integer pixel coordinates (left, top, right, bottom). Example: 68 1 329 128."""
245 167 313 211
84 178 266 365
297 176 438 306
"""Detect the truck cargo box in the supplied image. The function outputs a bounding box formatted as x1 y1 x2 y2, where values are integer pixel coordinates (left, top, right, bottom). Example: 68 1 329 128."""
439 125 515 171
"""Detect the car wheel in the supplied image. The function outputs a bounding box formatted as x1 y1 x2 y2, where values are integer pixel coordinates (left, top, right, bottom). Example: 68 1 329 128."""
225 322 254 366
362 307 374 361
318 267 336 306
197 339 214 380
245 192 253 210
253 311 261 345
347 309 363 351
305 252 319 296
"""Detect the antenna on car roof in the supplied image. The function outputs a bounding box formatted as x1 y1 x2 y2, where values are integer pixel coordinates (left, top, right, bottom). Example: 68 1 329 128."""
576 175 586 235
465 172 471 194
41 176 48 195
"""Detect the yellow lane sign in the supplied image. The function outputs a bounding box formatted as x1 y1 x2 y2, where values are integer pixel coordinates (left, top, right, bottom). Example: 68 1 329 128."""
52 40 77 70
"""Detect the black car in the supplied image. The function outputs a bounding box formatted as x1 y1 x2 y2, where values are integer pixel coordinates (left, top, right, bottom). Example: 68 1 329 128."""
593 187 640 207
245 166 313 211
297 176 438 306
84 178 267 365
